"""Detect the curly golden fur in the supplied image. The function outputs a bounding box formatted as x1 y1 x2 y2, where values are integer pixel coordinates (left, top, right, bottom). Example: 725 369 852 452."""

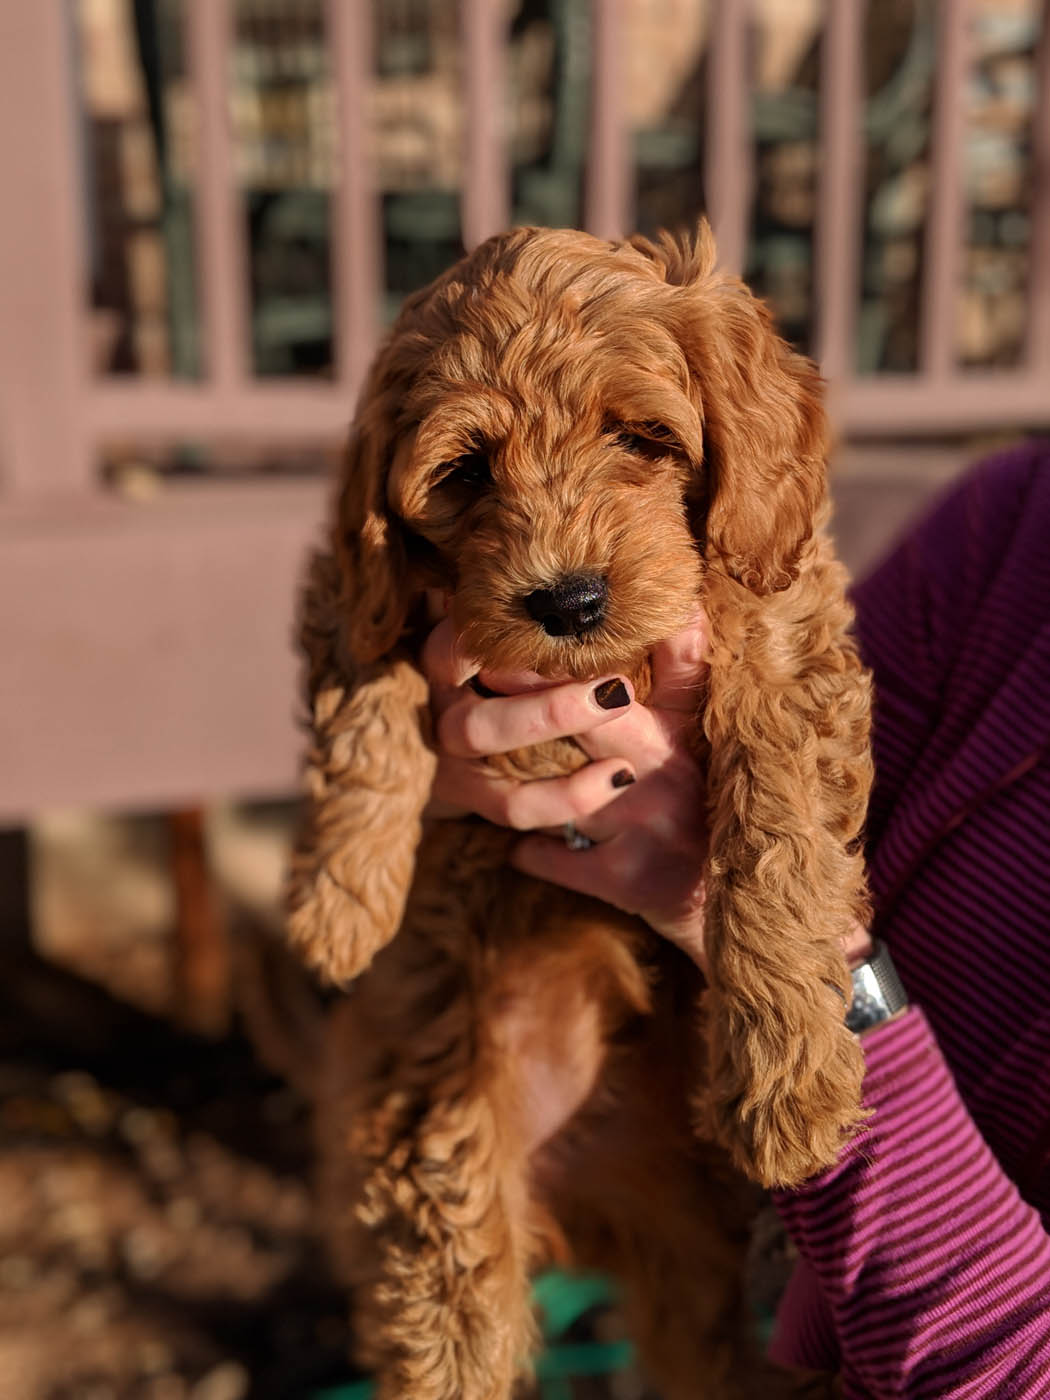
287 223 871 1399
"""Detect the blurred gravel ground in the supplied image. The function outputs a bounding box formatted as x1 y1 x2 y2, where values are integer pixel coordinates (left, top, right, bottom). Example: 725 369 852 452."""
0 947 358 1400
2 806 665 1399
0 950 671 1400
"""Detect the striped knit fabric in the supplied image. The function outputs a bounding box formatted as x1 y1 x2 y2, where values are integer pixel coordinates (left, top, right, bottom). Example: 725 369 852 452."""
769 442 1050 1397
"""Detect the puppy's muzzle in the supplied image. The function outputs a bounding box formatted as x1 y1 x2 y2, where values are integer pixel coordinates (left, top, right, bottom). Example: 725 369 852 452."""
524 575 608 638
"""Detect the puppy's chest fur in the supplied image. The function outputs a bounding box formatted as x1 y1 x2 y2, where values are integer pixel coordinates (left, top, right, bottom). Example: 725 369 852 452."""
402 813 667 1069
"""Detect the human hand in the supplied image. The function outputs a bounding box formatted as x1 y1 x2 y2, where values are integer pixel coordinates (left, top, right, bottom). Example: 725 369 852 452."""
422 613 712 970
422 611 871 1154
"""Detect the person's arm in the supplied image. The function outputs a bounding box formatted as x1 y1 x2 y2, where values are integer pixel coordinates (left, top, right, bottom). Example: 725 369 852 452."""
772 1008 1050 1398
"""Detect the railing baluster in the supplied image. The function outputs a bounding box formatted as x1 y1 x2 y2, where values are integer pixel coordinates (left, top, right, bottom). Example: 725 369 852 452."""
815 0 864 384
461 0 509 249
0 4 92 494
186 0 248 389
328 0 380 401
706 0 751 274
1026 0 1050 372
586 0 630 239
919 0 970 378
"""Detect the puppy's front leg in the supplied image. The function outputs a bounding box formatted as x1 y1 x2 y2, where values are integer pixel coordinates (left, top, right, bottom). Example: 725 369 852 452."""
326 981 538 1400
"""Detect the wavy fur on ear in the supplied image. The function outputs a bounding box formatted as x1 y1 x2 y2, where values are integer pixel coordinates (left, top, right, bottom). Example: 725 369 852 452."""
630 223 871 1185
286 409 436 986
628 223 825 595
702 551 872 1186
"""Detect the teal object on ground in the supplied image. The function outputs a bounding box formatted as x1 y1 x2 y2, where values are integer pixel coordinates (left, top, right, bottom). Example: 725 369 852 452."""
314 1381 373 1400
312 1269 634 1400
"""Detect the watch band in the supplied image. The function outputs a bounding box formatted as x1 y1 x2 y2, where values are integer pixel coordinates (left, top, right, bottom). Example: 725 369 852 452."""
845 939 909 1034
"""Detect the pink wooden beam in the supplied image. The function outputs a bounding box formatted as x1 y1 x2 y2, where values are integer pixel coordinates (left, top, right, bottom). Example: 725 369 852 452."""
0 482 324 818
87 380 358 442
0 476 325 532
327 0 381 400
920 0 970 377
705 0 751 274
1026 0 1050 371
586 0 631 239
840 371 1050 434
461 0 510 248
186 0 249 387
815 0 864 383
71 368 1050 448
0 4 92 496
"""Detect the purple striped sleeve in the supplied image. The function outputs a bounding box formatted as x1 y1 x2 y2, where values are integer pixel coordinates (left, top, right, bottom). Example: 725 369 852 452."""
771 1008 1050 1397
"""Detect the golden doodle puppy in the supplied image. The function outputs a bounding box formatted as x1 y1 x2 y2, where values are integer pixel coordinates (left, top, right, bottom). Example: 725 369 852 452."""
287 223 872 1399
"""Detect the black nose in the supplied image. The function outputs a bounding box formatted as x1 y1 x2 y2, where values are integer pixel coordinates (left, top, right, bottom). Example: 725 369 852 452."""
524 575 608 638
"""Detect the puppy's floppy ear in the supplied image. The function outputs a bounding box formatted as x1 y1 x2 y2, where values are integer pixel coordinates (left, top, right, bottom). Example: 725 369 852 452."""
628 222 826 594
632 223 870 1186
286 389 435 986
333 391 414 663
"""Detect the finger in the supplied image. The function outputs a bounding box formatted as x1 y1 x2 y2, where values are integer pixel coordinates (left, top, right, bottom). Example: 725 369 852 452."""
552 750 705 855
511 832 708 968
429 753 509 824
475 665 559 696
438 675 634 758
648 612 710 712
431 753 633 829
423 790 473 820
424 588 451 623
497 759 636 831
510 832 646 910
572 698 674 774
420 618 478 689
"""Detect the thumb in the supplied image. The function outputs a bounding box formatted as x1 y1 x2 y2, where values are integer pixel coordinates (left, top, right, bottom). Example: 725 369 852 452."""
648 611 709 712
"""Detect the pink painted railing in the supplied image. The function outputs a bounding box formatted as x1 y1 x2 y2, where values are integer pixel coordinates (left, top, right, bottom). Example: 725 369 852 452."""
1 0 1048 820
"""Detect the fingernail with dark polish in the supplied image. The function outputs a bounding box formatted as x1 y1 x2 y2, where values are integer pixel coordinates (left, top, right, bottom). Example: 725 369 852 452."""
469 675 501 698
593 678 630 710
611 769 635 789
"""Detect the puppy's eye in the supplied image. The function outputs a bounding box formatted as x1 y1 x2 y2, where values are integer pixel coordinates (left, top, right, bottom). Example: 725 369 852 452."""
441 450 492 488
613 429 651 455
608 422 680 458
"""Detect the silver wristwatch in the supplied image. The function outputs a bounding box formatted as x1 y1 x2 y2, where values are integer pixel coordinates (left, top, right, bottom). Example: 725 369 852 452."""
845 940 909 1034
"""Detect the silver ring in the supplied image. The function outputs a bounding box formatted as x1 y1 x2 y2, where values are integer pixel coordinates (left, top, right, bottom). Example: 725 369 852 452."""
563 821 594 851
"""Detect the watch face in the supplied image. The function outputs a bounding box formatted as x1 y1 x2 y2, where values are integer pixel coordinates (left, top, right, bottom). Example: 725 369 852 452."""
846 947 908 1033
846 988 884 1033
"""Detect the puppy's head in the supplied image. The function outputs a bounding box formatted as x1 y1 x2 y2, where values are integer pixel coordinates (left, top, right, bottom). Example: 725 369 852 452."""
341 222 826 679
